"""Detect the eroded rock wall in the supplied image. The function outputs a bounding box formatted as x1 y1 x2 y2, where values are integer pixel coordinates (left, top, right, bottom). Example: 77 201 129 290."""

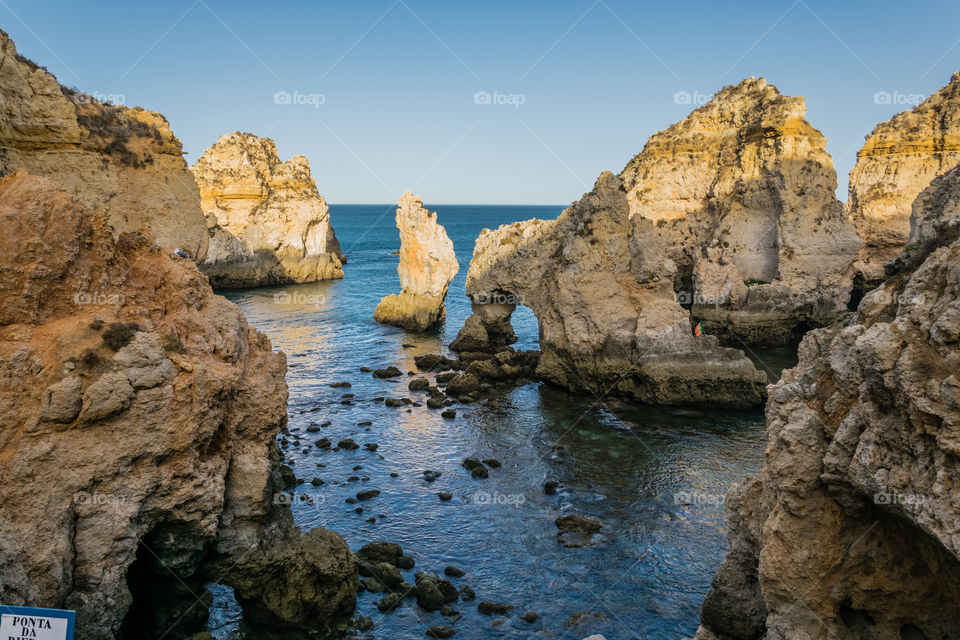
696 162 960 640
0 32 356 638
620 77 861 343
453 171 768 409
191 132 345 288
0 29 209 260
454 77 862 407
847 72 960 287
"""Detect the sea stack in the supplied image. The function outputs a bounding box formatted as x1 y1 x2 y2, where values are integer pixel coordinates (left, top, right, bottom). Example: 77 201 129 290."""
620 77 861 344
374 192 459 331
695 162 960 639
191 132 346 288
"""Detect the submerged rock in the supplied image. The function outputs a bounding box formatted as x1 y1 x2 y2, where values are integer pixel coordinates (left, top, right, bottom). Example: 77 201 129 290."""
426 624 456 638
478 601 514 615
374 192 459 331
372 366 403 378
191 132 345 288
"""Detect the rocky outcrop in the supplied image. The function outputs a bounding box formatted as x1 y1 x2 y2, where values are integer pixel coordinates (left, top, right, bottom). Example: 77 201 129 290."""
374 192 459 331
0 169 356 638
191 132 345 288
847 73 960 287
453 78 862 407
696 163 960 639
0 30 209 260
0 32 355 639
620 77 860 344
452 171 768 409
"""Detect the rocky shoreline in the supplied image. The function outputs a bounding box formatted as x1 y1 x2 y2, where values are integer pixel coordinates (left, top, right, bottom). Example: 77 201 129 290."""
2 21 960 640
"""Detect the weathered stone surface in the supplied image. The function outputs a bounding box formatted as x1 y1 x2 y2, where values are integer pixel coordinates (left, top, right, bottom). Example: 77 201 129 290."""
451 78 871 406
374 192 459 331
0 32 356 637
697 162 960 639
453 170 767 409
0 30 209 260
620 77 861 343
191 132 345 287
847 72 960 286
0 170 357 637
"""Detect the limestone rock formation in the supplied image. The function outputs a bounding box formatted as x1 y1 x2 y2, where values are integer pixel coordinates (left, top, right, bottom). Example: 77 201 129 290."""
695 163 960 639
191 132 345 288
620 77 861 343
453 78 861 407
0 30 208 260
452 171 768 409
0 170 357 638
0 31 356 638
847 72 960 287
374 192 459 331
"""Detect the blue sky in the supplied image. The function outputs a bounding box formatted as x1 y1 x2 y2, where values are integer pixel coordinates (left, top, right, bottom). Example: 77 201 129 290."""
4 1 958 204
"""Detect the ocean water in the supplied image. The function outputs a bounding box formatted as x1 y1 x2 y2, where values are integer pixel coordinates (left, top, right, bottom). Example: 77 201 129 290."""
213 205 796 640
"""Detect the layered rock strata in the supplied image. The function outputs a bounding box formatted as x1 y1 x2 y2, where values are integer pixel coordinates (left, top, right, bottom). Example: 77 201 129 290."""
847 73 960 288
453 78 860 407
695 162 960 639
0 33 356 639
0 169 357 638
621 77 861 344
452 171 768 409
191 132 345 288
0 30 208 259
374 192 459 331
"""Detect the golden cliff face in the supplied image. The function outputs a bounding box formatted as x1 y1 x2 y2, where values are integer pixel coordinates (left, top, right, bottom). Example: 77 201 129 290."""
847 72 960 283
0 30 209 260
621 77 861 343
0 31 357 637
696 162 960 640
190 132 345 288
374 192 459 331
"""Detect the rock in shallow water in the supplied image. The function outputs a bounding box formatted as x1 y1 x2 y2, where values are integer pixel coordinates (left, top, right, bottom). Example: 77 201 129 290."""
374 193 459 332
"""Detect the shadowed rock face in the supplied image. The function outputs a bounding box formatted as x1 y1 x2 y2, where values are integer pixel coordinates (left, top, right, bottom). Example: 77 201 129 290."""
0 169 357 639
191 132 346 288
452 170 768 409
0 31 356 639
695 162 960 640
374 192 459 331
453 77 864 407
847 72 960 287
0 29 209 260
620 77 861 344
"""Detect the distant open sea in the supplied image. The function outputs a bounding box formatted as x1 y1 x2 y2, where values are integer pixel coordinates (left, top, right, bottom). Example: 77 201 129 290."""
214 205 797 640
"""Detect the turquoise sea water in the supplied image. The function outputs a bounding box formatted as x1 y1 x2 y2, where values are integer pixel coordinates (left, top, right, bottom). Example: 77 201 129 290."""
214 205 796 640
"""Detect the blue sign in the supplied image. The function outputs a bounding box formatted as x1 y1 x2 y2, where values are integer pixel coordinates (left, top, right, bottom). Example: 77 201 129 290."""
0 606 75 640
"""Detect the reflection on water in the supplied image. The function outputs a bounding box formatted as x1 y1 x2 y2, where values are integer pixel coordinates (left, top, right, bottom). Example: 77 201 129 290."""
212 205 795 640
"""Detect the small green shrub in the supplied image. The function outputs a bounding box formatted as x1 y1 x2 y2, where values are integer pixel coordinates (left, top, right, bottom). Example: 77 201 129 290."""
743 278 769 286
102 322 140 351
161 333 187 355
